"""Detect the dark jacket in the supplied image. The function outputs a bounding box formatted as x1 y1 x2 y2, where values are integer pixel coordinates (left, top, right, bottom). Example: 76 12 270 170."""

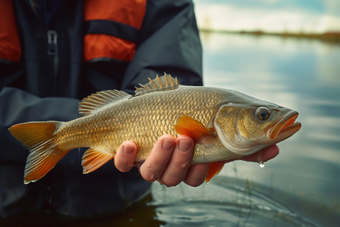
0 0 203 218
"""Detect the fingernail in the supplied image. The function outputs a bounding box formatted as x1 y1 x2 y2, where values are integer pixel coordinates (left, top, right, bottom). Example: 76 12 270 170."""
123 145 133 154
162 139 175 150
179 140 191 152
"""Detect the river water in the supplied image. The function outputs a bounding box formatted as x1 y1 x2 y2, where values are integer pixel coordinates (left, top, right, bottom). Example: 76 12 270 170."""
146 32 340 227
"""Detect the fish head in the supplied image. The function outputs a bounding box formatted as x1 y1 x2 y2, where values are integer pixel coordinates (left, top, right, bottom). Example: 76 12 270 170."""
213 101 301 156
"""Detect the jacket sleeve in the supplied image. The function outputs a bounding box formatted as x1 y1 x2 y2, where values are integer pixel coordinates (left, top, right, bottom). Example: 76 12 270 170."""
121 0 203 93
0 86 80 164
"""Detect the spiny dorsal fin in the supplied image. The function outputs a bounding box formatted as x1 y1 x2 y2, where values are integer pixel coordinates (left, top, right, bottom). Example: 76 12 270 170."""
134 73 179 96
79 90 131 116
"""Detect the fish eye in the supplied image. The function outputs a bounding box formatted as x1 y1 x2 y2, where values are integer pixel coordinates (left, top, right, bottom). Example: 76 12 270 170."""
255 107 271 121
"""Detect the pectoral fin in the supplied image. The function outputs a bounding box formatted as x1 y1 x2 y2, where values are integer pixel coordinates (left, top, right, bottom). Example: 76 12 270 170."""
82 148 115 174
206 161 225 182
174 115 215 144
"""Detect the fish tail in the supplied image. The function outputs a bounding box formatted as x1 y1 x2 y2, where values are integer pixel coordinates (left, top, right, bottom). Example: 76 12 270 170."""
9 121 69 184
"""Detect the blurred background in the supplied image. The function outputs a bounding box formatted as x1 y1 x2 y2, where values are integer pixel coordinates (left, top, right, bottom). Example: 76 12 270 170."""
146 1 340 227
195 0 340 35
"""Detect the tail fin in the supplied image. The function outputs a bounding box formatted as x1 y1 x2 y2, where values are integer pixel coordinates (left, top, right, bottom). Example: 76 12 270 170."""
9 121 69 184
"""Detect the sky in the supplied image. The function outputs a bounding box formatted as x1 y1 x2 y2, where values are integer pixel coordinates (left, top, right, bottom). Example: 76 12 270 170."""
193 0 340 33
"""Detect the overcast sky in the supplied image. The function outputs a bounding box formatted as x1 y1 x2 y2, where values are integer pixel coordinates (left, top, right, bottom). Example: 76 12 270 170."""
193 0 340 33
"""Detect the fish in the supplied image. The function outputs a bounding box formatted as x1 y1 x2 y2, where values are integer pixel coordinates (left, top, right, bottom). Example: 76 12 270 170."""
9 73 301 184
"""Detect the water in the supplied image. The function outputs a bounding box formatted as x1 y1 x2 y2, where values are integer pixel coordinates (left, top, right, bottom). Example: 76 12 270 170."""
146 33 340 227
149 182 317 227
258 161 265 168
257 151 265 168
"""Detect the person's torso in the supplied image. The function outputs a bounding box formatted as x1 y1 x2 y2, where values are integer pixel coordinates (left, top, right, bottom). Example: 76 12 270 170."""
0 0 147 99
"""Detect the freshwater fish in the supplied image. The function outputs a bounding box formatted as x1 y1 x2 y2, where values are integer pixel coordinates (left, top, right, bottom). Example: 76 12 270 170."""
9 74 301 184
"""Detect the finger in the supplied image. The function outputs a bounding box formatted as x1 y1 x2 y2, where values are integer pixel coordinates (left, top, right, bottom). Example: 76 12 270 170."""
114 141 137 172
242 145 279 162
159 135 194 187
231 145 279 163
139 135 175 182
184 163 210 187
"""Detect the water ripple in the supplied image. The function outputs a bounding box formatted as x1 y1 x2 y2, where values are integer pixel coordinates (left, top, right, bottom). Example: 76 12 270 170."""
149 180 318 227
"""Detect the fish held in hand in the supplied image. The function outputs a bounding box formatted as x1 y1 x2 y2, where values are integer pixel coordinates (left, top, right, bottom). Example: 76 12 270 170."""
9 74 301 184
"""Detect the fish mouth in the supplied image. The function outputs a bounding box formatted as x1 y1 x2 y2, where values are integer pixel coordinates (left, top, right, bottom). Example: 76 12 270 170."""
267 111 301 141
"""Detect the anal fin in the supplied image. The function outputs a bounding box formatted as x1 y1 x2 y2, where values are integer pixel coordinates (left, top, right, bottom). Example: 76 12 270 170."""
82 148 115 174
206 161 225 183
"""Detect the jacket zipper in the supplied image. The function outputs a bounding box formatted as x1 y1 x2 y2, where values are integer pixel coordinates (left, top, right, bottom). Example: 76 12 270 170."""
47 30 58 96
43 30 58 212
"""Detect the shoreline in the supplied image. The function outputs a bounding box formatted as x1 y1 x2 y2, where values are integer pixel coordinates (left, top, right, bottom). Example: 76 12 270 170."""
199 29 340 43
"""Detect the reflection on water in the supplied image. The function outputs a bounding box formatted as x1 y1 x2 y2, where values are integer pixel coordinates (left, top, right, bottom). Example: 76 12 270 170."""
198 32 340 227
150 180 317 227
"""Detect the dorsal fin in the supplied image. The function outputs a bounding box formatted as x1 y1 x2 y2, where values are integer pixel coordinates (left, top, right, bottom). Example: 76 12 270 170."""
134 73 179 96
79 90 131 116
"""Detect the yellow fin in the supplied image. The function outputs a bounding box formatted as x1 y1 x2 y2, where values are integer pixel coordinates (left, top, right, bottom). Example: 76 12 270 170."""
82 148 115 174
79 90 131 116
174 115 215 144
9 121 69 184
134 73 179 96
206 161 225 183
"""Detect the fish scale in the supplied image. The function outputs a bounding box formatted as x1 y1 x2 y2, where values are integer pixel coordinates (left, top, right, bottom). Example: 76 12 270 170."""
56 86 222 162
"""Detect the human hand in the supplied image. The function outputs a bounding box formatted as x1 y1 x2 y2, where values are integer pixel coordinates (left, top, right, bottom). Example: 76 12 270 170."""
114 135 279 187
114 134 209 187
